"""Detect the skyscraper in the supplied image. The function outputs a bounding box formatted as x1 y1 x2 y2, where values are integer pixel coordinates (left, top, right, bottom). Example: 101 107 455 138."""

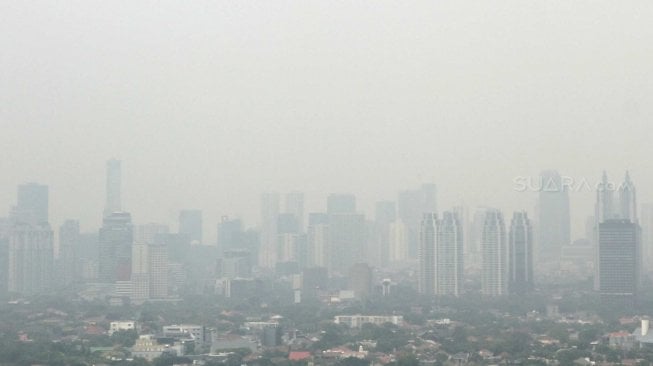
388 219 408 263
179 209 203 244
536 170 570 264
327 194 356 215
508 212 533 294
285 191 305 232
15 183 48 225
641 203 653 268
398 184 437 259
99 212 133 283
598 219 641 306
418 213 437 295
104 159 122 217
481 209 507 296
328 213 366 274
8 223 54 295
594 172 639 291
435 211 464 296
307 213 329 268
259 192 280 268
58 219 80 287
619 172 637 222
373 201 396 267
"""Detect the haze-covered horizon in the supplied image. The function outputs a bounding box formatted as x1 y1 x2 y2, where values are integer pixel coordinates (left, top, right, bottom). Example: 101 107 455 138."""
2 1 652 241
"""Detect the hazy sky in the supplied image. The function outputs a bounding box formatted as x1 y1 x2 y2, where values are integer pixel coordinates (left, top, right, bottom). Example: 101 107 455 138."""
1 1 652 241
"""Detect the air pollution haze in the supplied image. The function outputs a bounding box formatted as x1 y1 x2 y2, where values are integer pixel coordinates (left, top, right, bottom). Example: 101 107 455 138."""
1 1 652 241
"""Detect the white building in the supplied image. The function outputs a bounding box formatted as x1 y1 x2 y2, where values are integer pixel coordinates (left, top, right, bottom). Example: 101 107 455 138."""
109 321 138 335
334 315 403 328
481 209 507 296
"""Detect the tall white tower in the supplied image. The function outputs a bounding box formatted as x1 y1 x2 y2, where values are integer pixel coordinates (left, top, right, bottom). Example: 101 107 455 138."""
481 209 507 296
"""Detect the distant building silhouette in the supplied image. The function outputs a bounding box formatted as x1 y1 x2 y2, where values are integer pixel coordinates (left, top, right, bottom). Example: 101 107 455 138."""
179 209 202 245
259 192 280 268
104 159 122 217
58 219 80 287
536 170 570 264
418 213 437 295
15 182 48 225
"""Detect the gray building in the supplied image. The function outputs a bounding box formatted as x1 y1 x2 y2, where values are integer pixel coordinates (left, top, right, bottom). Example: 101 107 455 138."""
99 212 133 283
436 211 464 296
8 223 53 295
179 209 202 245
15 183 48 225
104 159 122 217
418 213 437 295
536 170 570 264
508 212 533 294
598 219 641 306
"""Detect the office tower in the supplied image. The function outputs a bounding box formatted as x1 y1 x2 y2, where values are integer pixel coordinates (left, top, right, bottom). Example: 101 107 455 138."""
642 204 653 268
15 183 48 225
131 242 149 302
328 213 366 274
452 205 470 269
348 263 373 299
58 220 80 287
217 216 243 255
8 223 54 295
179 210 203 244
594 172 639 290
398 183 438 259
307 213 329 268
619 172 637 222
508 212 533 294
285 191 305 232
374 201 396 267
481 209 507 296
148 241 168 299
436 211 464 296
537 170 570 264
598 219 641 306
388 219 408 263
260 192 280 268
277 213 301 263
99 212 133 283
418 213 437 295
134 223 169 246
104 159 122 216
327 194 356 215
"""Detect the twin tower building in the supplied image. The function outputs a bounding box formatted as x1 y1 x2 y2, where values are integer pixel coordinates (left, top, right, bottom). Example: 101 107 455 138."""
417 209 533 297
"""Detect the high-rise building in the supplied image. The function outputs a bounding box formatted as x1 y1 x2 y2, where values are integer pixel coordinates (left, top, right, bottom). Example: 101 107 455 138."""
388 219 408 263
418 213 437 295
58 220 80 287
594 172 639 291
398 184 437 259
105 159 122 217
148 241 168 299
15 183 48 225
99 212 133 283
373 201 396 267
8 223 54 295
217 216 243 255
134 224 169 246
598 219 641 306
131 242 149 302
327 213 366 274
481 209 507 296
619 172 637 222
327 194 356 215
179 210 202 244
468 207 490 269
508 212 533 294
307 213 329 268
641 204 653 268
536 170 570 264
435 211 464 296
285 191 305 232
259 192 280 268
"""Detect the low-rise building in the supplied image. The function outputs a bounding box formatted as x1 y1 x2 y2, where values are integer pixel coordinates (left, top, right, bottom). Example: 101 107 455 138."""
334 315 403 328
